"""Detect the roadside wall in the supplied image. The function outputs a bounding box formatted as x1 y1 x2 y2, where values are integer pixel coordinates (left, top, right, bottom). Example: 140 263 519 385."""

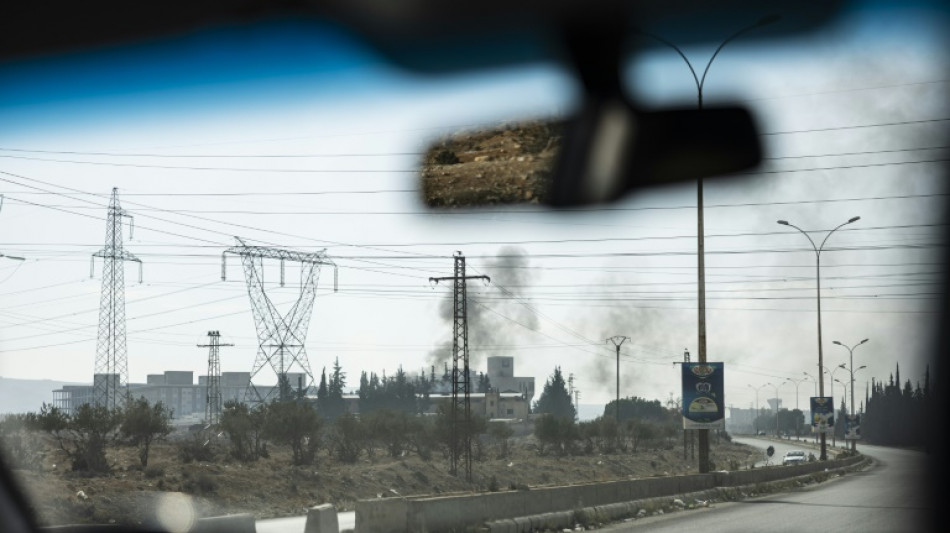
354 455 865 533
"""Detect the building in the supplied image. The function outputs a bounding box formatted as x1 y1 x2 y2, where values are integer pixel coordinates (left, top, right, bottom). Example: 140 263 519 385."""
486 356 535 404
53 371 253 421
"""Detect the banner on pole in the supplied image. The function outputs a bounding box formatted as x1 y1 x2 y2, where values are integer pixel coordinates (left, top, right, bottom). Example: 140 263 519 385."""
845 414 861 440
810 397 835 434
682 363 724 429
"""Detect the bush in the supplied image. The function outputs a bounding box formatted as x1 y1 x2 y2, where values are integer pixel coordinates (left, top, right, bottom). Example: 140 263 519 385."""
144 464 165 479
182 470 218 495
0 414 44 471
177 434 217 464
121 398 172 468
330 413 364 463
433 149 460 165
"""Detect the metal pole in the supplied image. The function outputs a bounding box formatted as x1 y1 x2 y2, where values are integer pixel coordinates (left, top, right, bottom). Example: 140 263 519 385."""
606 336 629 423
641 16 780 475
778 217 859 460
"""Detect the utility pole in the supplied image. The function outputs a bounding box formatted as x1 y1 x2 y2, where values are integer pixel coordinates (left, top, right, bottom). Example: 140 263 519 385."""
222 237 337 405
682 349 692 460
91 188 142 410
430 252 489 482
606 336 628 422
199 331 232 428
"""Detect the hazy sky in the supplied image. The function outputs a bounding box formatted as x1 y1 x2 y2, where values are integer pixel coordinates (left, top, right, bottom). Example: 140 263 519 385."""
1 6 947 414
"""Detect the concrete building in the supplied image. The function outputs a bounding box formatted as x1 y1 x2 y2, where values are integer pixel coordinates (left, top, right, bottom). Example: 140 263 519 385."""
338 389 530 420
53 370 253 421
486 356 535 404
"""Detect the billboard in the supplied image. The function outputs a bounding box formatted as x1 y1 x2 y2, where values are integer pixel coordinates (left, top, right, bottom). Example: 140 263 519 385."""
845 414 861 440
681 362 724 429
810 396 835 434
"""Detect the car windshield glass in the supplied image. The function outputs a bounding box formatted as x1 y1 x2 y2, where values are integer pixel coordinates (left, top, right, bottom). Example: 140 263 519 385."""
0 3 945 532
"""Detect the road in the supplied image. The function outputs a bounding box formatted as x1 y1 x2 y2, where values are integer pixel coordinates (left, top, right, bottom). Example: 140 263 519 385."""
601 438 934 532
254 440 933 533
256 510 354 533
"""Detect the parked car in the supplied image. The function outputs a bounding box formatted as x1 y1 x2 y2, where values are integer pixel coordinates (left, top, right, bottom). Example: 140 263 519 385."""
783 450 808 466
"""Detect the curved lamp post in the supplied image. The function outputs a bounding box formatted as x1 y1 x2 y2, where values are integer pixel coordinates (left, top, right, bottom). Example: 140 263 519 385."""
766 381 788 436
642 15 780 474
748 383 768 434
834 339 869 451
777 216 860 460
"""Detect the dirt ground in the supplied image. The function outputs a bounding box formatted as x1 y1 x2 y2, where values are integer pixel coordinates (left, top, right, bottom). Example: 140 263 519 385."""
11 430 762 527
420 121 560 207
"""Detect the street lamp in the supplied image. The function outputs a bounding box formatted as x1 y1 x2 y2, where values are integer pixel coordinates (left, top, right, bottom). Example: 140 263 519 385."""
777 216 860 460
786 376 809 439
643 15 780 475
766 381 787 436
834 339 869 451
748 383 767 434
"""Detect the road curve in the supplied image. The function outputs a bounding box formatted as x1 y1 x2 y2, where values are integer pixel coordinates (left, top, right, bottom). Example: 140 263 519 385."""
601 441 933 533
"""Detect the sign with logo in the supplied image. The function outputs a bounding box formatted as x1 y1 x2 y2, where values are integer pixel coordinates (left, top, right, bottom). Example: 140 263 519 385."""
810 397 835 434
682 362 724 429
845 414 861 440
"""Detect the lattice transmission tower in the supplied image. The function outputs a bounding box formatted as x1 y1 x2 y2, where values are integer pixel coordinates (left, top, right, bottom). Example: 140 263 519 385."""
222 237 337 404
429 251 489 481
90 188 142 410
199 331 232 427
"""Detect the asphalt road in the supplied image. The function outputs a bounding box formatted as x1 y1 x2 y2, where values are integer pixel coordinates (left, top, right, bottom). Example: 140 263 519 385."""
256 510 354 533
601 438 934 533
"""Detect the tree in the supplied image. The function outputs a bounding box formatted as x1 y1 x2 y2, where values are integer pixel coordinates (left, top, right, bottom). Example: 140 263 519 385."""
39 403 121 473
326 357 347 420
264 399 321 465
121 398 172 468
220 401 267 461
330 412 364 463
603 396 666 423
533 367 575 420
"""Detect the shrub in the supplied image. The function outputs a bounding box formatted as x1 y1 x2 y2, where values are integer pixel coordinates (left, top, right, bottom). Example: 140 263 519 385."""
177 434 218 464
433 149 460 165
144 464 165 479
121 398 172 468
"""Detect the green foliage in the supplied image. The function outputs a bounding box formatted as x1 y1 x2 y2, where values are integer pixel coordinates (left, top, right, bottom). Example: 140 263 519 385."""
316 358 347 421
220 401 267 462
362 409 413 458
359 367 419 415
41 403 122 473
330 412 365 463
121 397 173 467
864 364 932 447
263 399 322 465
433 149 460 165
533 367 575 420
0 413 44 470
533 414 578 456
177 433 218 464
603 396 667 423
487 421 514 458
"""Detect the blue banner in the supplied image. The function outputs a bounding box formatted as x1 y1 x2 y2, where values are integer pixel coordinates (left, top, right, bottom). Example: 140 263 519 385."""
810 397 835 434
681 362 724 429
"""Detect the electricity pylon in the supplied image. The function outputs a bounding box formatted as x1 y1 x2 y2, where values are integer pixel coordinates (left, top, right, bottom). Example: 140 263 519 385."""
222 237 337 405
429 251 489 481
199 331 232 427
90 188 142 410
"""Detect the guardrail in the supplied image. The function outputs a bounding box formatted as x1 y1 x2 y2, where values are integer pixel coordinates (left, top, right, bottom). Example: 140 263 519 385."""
355 454 866 533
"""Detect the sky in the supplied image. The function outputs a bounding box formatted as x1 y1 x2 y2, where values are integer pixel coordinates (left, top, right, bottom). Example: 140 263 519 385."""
0 6 947 416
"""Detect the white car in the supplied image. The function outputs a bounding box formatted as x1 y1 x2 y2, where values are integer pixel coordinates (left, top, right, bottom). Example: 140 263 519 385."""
782 450 808 466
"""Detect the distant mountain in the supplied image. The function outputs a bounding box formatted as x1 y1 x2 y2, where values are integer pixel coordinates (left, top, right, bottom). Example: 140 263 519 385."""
0 377 79 414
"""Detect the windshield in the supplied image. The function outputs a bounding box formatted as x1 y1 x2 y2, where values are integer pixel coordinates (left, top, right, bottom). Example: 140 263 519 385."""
0 3 945 532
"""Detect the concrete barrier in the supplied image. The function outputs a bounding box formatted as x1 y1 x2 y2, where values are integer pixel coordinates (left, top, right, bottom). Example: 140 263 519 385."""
191 513 256 533
305 503 339 533
355 455 867 533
